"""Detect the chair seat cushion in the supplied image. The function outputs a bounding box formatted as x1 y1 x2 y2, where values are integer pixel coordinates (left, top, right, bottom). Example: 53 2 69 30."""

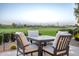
43 45 66 55
24 44 38 53
43 45 54 54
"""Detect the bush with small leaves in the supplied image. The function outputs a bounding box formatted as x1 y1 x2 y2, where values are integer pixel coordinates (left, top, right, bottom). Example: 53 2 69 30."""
10 45 16 50
0 33 2 45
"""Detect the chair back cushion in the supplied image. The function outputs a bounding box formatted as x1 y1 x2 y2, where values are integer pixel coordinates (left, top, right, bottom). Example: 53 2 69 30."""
53 31 71 48
15 32 30 46
28 30 39 37
56 34 71 51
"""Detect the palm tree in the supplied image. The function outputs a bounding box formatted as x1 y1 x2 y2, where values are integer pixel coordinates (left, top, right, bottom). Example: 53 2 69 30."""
74 3 79 26
74 4 79 41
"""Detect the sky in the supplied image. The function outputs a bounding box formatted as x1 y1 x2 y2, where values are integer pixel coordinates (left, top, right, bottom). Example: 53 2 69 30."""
0 3 76 25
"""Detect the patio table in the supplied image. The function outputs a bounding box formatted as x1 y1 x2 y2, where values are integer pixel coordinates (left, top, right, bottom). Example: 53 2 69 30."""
27 35 55 56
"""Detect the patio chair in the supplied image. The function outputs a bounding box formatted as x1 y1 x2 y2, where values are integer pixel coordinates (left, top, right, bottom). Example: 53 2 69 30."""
43 32 72 56
47 31 69 45
27 30 39 44
28 30 39 37
15 32 38 56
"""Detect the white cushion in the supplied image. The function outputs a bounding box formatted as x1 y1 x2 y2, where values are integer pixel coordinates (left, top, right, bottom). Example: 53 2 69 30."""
24 44 38 52
19 44 38 53
52 31 70 48
15 32 30 46
43 45 66 55
28 30 39 37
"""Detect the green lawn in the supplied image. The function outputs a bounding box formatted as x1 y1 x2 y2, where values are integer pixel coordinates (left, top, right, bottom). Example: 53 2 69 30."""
38 27 60 36
0 27 62 36
0 28 27 33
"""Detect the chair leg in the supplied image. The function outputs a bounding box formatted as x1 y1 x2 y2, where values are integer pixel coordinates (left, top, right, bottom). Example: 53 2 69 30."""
17 49 18 56
43 51 46 56
23 50 25 56
67 46 69 56
31 40 32 43
67 52 69 56
17 51 18 56
31 53 33 56
67 49 69 56
23 53 25 56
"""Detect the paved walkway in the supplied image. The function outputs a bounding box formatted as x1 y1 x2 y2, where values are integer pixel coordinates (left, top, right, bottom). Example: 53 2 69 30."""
0 45 79 56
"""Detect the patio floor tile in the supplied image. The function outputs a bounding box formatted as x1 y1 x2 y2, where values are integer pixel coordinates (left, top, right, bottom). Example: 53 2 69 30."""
0 45 79 56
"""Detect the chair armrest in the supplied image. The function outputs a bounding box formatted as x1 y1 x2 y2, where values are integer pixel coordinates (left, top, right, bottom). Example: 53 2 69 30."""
24 45 29 47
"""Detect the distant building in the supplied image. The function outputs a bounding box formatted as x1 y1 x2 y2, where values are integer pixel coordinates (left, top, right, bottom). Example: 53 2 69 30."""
74 3 79 26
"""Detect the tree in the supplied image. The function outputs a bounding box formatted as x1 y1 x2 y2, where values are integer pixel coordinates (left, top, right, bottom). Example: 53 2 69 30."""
0 24 2 27
12 23 16 27
74 3 79 26
24 24 27 27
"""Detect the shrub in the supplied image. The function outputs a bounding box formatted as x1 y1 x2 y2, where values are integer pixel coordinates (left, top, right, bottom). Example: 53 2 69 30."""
73 28 79 35
0 33 2 45
59 29 73 34
3 33 10 43
73 28 79 41
11 33 16 42
24 32 28 36
10 45 16 50
39 32 42 35
67 29 73 34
